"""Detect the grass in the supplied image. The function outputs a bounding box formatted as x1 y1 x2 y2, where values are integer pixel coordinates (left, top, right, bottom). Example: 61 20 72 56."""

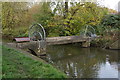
0 43 2 79
1 45 67 78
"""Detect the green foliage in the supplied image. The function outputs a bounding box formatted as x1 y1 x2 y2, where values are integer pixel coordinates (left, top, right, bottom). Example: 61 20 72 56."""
0 45 1 79
101 14 120 29
33 2 55 36
58 3 108 36
91 14 120 47
90 38 111 47
42 2 109 37
2 2 113 38
67 3 108 34
2 45 67 78
94 14 120 36
33 3 53 26
2 2 31 37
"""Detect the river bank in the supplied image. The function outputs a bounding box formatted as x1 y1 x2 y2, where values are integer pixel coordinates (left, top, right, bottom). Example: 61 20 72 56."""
90 31 120 50
1 44 67 78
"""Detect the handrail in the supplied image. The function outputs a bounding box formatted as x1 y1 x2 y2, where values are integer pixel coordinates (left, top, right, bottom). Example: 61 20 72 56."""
29 23 46 41
38 32 43 40
37 23 46 40
84 25 96 37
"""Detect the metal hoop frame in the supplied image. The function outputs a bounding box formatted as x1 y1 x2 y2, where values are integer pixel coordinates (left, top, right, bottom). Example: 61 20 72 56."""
29 23 46 41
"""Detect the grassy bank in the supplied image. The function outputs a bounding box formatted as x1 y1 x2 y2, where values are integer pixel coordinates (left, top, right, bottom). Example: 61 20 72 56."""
1 45 67 78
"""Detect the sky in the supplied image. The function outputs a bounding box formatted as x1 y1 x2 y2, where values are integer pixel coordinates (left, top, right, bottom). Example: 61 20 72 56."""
98 0 120 11
2 0 120 11
37 0 120 11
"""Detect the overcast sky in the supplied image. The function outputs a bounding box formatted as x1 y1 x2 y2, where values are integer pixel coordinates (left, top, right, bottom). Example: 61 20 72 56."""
98 0 120 11
2 0 120 11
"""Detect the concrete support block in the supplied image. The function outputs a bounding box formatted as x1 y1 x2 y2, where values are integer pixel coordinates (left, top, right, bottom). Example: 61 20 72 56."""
82 41 90 48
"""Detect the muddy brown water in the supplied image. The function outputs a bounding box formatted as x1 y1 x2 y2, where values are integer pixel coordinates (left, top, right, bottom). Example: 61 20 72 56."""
45 44 119 78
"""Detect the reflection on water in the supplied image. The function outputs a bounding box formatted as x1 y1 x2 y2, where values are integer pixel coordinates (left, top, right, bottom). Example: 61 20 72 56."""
46 44 118 78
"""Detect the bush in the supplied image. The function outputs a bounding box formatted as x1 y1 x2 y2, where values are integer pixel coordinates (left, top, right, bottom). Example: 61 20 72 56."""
101 14 120 29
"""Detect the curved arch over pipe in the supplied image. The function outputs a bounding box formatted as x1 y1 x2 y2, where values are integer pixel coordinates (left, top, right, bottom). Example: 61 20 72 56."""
29 23 46 41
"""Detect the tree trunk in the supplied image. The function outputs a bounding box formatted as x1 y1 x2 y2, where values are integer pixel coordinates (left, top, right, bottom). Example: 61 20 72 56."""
64 2 68 19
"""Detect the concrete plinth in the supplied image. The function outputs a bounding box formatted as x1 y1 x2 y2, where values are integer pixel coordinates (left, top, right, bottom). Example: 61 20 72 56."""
81 41 90 48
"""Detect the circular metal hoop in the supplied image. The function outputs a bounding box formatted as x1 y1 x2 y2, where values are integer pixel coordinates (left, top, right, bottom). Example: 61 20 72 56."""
29 23 46 41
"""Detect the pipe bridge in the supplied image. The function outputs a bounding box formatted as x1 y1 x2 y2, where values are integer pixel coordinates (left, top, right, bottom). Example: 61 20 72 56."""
9 23 100 56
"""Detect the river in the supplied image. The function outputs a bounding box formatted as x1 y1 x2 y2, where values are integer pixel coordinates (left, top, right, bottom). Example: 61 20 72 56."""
45 44 119 78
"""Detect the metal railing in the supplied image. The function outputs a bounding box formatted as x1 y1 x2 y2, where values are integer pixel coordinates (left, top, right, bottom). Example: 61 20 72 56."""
29 23 46 55
80 25 97 38
29 23 46 41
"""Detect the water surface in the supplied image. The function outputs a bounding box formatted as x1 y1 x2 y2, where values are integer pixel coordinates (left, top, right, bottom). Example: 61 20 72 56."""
46 44 118 78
